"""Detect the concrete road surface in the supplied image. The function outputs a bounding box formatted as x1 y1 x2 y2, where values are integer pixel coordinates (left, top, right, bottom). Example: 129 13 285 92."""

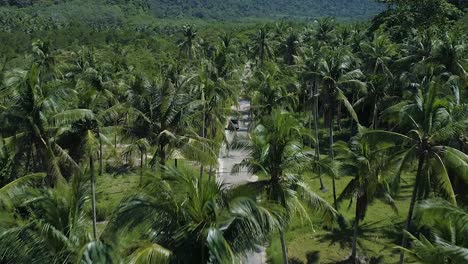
217 101 266 264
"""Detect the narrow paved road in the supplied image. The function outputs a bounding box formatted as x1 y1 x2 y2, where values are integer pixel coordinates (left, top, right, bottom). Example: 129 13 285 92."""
217 100 266 264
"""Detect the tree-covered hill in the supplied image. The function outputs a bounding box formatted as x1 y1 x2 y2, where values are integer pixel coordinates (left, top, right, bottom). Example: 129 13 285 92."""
143 0 384 20
0 0 384 23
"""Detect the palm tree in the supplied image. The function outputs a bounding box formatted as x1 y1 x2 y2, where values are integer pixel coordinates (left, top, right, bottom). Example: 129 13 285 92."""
110 167 286 263
0 174 103 263
334 136 397 262
312 17 337 47
250 25 274 67
248 67 297 117
233 110 337 264
0 63 78 185
362 78 468 264
315 46 366 208
124 73 191 168
301 48 327 192
179 25 198 61
278 30 301 65
399 199 468 264
355 33 398 128
192 59 237 177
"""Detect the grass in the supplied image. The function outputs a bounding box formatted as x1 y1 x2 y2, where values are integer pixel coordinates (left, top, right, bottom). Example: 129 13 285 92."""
266 172 414 264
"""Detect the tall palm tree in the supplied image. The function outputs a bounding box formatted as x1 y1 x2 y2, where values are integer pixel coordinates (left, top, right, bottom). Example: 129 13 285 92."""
278 30 301 65
179 25 198 61
355 33 398 128
234 109 337 264
248 67 297 117
315 47 366 208
124 73 191 168
250 25 274 67
362 78 468 264
313 17 337 47
301 48 327 192
335 136 397 262
192 59 237 177
110 167 286 263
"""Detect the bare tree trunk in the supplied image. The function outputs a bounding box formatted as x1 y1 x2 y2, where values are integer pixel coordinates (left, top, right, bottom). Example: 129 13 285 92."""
280 229 289 264
399 154 425 264
90 155 97 240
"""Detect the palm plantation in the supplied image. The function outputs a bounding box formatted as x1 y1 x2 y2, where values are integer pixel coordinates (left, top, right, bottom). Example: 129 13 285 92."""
0 0 467 263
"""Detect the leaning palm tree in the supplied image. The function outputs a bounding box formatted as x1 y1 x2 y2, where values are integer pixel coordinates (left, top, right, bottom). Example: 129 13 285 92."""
233 109 337 264
362 78 468 264
109 166 286 263
399 199 468 264
335 136 397 262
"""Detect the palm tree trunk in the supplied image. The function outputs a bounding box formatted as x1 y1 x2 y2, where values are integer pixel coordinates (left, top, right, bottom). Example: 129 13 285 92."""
399 154 425 264
313 82 326 192
140 149 144 186
159 143 166 168
352 195 360 262
329 114 337 209
372 103 379 129
89 155 98 240
98 134 103 176
280 229 289 264
336 104 342 132
208 165 213 181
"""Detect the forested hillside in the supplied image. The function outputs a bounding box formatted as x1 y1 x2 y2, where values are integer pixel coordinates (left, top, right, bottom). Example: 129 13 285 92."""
143 0 383 19
0 0 384 24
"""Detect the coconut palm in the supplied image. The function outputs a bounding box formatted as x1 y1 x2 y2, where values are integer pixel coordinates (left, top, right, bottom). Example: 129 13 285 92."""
315 46 366 208
300 47 327 191
179 25 198 61
192 59 237 177
278 29 301 65
399 199 468 264
124 73 191 168
358 33 398 122
0 173 106 263
334 136 397 262
250 25 274 67
248 66 298 117
233 110 337 264
313 17 337 47
362 78 468 264
110 166 286 263
0 63 79 185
